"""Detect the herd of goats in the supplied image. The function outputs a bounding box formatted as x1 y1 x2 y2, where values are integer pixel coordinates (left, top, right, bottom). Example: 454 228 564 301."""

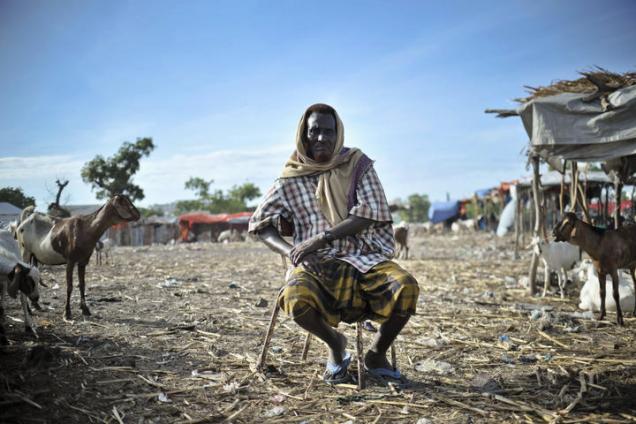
1 194 636 348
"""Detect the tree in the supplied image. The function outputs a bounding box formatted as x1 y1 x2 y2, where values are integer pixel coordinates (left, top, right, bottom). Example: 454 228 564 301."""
138 206 165 218
175 178 261 214
48 179 71 218
81 137 155 202
398 193 431 223
0 187 36 209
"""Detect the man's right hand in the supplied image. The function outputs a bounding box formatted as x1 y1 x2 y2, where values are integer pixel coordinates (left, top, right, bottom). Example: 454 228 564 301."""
299 252 324 277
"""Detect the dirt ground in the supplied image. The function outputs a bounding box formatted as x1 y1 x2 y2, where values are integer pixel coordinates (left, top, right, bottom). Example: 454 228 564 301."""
1 233 635 423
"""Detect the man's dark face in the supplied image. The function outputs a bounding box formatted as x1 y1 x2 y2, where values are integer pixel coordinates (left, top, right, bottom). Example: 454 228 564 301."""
305 112 336 163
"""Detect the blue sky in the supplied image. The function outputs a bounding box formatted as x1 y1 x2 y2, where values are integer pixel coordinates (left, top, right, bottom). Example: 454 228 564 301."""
1 0 635 209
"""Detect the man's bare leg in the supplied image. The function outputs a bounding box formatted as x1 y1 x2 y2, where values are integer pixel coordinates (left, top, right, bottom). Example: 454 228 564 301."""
293 306 347 365
365 312 411 370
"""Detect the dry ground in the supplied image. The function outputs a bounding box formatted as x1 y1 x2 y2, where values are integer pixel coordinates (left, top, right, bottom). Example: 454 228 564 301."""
1 233 635 423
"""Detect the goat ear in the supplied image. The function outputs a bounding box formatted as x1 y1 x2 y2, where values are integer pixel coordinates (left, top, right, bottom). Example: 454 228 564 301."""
570 225 577 239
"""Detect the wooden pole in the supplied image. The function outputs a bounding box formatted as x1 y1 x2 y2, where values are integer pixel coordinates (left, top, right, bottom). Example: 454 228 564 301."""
514 190 521 260
528 156 543 296
615 180 623 229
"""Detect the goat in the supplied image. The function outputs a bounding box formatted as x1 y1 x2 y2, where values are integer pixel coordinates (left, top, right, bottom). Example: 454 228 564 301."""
394 224 409 259
217 228 243 243
529 236 580 298
16 195 140 320
554 212 636 325
451 219 478 233
95 238 114 265
0 229 43 343
578 260 635 313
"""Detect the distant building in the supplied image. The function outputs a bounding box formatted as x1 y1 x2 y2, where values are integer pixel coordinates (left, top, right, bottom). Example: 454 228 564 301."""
0 202 21 225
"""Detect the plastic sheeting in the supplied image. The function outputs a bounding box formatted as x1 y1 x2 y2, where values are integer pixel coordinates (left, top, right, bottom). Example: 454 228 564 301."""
428 201 459 224
518 85 636 162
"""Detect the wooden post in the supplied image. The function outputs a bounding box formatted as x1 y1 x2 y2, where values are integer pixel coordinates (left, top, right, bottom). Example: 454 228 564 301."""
615 180 623 229
514 190 521 260
528 156 543 296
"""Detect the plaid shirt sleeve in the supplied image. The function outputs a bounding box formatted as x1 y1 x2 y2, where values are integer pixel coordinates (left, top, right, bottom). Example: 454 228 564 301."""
349 165 393 222
248 180 292 234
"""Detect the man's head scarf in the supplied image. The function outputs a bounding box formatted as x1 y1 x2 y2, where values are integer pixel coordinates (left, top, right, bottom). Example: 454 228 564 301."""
280 104 365 225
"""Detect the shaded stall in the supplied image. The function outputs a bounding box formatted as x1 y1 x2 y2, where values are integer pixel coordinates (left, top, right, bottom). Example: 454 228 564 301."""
487 69 636 294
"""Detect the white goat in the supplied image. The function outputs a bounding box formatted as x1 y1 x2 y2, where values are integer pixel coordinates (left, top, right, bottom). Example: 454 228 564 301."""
451 219 477 233
530 236 580 298
217 229 243 243
0 229 43 343
95 238 114 265
578 260 636 313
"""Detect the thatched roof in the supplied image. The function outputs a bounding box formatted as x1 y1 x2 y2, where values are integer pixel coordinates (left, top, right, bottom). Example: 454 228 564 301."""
485 68 636 117
516 68 636 103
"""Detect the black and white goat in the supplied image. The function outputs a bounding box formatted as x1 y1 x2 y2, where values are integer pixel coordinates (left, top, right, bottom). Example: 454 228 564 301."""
0 229 43 344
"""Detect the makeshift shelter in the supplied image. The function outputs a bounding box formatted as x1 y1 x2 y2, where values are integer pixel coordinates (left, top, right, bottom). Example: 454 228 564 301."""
178 211 252 242
0 202 21 225
487 69 636 294
428 201 459 224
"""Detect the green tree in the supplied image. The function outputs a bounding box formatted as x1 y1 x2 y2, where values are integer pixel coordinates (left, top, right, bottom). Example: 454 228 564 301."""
0 187 36 209
138 207 165 218
398 193 431 223
81 137 155 202
175 178 261 215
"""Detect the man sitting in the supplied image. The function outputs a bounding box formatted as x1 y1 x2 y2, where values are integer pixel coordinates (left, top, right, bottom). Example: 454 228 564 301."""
249 103 419 384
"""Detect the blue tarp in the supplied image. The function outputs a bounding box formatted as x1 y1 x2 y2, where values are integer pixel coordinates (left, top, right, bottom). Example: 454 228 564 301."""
428 201 459 224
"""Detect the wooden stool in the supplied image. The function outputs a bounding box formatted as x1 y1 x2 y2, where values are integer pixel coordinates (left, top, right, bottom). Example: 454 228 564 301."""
256 288 397 390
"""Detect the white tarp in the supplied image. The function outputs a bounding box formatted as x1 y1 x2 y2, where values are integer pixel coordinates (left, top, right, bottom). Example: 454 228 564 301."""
519 85 636 162
516 170 610 188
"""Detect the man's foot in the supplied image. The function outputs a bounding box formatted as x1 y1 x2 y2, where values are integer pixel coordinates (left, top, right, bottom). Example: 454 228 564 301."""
364 349 401 379
328 332 347 366
364 349 392 370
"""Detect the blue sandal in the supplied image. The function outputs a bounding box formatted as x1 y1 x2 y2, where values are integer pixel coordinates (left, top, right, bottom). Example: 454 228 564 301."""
364 364 402 380
323 352 352 385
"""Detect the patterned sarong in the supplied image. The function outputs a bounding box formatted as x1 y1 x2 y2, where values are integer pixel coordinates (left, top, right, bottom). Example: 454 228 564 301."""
279 259 419 327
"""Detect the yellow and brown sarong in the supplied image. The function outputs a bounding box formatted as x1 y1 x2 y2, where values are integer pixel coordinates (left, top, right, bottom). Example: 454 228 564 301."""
279 259 419 327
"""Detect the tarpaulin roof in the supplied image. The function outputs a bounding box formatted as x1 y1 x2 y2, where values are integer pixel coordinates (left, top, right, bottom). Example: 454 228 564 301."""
179 212 229 225
226 211 252 224
178 211 252 226
518 85 636 162
428 201 459 224
516 170 611 188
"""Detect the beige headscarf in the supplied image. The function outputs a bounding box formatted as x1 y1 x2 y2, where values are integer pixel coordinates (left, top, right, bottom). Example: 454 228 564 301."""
280 105 365 225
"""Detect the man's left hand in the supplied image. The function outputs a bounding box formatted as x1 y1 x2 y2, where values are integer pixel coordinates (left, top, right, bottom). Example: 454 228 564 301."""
289 233 328 266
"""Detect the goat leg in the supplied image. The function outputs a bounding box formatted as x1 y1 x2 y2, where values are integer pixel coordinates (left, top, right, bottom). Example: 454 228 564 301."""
559 267 567 299
0 296 7 345
78 263 91 316
542 260 549 297
631 267 636 315
611 270 624 326
20 293 37 337
598 272 607 322
64 262 74 320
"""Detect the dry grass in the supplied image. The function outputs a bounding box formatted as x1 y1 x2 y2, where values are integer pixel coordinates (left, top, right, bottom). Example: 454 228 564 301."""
1 233 635 423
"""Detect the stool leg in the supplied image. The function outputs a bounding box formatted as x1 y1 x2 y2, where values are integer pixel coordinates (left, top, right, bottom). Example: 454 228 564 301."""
300 332 312 361
390 343 397 371
256 302 280 371
356 322 365 389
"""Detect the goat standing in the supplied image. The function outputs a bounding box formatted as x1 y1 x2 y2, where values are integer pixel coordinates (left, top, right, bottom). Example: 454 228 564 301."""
394 225 409 259
16 195 139 320
554 212 636 325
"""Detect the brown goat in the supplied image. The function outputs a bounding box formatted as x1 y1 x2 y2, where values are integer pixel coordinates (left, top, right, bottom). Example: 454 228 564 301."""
553 212 636 325
394 225 409 259
17 195 140 319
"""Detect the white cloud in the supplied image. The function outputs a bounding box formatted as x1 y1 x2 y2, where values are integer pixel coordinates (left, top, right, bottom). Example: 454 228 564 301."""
0 145 295 209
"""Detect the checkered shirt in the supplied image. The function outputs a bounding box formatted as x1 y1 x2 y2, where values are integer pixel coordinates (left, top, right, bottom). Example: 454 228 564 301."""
249 165 395 273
